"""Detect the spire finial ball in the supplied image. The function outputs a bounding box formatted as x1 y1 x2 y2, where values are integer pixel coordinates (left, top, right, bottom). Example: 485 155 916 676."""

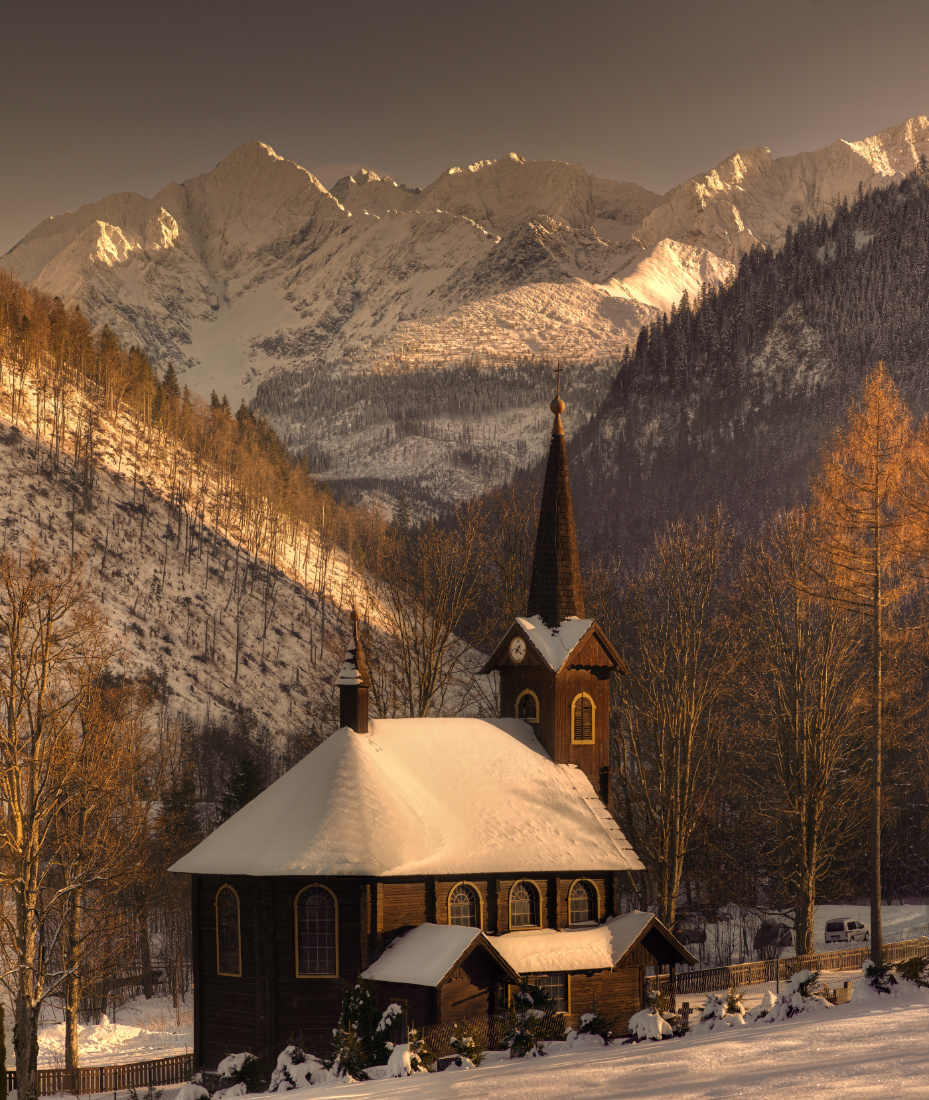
351 606 360 624
551 396 565 416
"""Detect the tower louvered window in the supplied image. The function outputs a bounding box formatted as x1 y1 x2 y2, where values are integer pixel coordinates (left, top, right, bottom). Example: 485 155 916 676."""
516 690 539 723
572 694 594 742
510 881 540 928
296 886 337 975
449 883 480 927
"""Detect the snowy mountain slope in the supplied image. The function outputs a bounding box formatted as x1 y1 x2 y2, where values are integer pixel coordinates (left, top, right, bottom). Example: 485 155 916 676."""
639 115 929 261
6 116 929 510
0 143 715 407
0 365 373 748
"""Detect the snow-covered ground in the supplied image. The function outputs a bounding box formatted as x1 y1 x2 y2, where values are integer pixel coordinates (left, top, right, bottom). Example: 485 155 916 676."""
682 902 929 971
240 993 929 1099
32 995 193 1067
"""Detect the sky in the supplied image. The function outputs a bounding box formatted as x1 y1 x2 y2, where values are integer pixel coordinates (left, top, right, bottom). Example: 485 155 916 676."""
2 0 929 253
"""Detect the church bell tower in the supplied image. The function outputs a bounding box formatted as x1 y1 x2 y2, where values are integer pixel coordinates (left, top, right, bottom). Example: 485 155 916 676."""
481 390 625 807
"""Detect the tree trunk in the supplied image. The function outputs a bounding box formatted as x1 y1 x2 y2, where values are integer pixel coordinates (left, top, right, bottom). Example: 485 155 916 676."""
13 997 40 1100
64 892 81 1088
871 542 883 963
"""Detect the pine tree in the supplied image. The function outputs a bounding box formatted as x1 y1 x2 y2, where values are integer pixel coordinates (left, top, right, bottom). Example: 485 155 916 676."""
215 749 265 824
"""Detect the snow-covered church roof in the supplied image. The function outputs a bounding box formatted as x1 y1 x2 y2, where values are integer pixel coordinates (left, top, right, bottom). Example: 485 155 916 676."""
170 717 643 877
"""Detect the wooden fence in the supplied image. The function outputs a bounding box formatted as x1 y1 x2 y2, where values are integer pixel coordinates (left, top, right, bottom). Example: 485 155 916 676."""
6 1052 194 1097
647 936 929 1001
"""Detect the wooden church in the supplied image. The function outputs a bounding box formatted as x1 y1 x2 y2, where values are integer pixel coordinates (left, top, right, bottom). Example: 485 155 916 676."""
172 393 693 1067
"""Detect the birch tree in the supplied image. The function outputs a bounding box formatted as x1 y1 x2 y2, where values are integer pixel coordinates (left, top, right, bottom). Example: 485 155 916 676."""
0 549 122 1100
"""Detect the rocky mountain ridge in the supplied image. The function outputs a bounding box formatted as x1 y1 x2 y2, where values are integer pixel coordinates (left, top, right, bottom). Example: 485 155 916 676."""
7 116 929 509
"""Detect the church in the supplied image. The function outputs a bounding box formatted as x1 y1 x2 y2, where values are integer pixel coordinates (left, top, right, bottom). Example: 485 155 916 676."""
171 393 693 1067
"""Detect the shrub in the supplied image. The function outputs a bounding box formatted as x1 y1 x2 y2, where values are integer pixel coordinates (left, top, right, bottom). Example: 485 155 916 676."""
896 955 929 988
215 1053 264 1094
268 1045 326 1091
576 1008 617 1044
863 959 898 995
449 1022 485 1066
324 980 393 1080
496 979 563 1057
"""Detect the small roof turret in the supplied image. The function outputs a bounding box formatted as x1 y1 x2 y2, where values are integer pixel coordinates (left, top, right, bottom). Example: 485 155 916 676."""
335 607 370 732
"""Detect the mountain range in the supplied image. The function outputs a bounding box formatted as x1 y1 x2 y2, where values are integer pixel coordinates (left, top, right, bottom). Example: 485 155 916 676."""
7 115 929 508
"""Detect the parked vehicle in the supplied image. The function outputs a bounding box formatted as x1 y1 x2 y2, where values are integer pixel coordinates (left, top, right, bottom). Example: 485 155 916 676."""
825 917 869 944
754 921 793 952
673 913 707 945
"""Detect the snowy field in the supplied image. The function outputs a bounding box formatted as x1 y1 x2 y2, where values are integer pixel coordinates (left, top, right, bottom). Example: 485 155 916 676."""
247 994 929 1100
34 995 192 1066
681 902 929 972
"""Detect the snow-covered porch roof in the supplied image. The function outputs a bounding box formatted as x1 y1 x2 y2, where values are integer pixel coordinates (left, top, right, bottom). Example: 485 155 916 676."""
360 923 521 988
492 911 697 973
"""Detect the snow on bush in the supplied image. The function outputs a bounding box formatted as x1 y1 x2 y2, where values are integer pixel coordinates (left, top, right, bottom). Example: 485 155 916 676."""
746 989 777 1022
853 956 929 1003
762 970 832 1022
216 1054 251 1079
693 990 747 1033
626 1008 673 1041
449 1022 485 1066
175 1085 209 1100
214 1052 264 1095
375 1003 403 1037
385 1029 432 1077
268 1045 328 1091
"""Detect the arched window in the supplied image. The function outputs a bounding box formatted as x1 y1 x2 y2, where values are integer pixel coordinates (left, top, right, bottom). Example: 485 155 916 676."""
516 690 539 724
295 885 338 976
568 880 598 925
510 881 540 929
448 883 481 928
215 885 241 976
571 693 595 742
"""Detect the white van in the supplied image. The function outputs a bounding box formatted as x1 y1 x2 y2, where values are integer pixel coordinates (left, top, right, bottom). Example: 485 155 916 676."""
825 917 869 944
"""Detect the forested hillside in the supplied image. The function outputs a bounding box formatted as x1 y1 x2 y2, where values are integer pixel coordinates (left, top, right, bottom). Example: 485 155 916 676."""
571 164 929 560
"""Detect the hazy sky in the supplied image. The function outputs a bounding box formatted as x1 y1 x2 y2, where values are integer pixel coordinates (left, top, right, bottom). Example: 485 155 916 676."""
2 0 929 253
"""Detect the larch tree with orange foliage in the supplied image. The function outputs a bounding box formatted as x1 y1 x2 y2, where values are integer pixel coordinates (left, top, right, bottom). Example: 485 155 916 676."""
809 363 914 961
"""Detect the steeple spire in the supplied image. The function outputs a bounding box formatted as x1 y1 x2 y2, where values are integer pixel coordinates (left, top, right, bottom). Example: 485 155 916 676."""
335 606 371 732
526 385 585 628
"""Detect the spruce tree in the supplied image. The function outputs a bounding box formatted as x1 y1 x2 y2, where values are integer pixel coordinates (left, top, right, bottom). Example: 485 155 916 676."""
215 749 264 824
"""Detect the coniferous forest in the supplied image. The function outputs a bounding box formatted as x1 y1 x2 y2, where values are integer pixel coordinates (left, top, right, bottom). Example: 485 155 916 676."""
571 162 929 561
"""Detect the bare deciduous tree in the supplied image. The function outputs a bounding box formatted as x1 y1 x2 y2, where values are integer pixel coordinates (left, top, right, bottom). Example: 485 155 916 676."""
611 510 738 928
735 509 866 953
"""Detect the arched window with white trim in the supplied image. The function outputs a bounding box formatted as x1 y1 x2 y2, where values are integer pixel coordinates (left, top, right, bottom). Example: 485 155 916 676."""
571 693 595 743
448 883 481 927
516 690 539 724
215 885 241 976
568 879 598 925
295 885 338 976
509 881 540 929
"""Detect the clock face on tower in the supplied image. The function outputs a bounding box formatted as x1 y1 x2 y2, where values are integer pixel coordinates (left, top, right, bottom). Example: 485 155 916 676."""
509 636 527 664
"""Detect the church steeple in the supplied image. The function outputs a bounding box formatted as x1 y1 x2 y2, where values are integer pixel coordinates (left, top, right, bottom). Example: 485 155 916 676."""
335 607 370 733
481 383 626 809
526 392 585 628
